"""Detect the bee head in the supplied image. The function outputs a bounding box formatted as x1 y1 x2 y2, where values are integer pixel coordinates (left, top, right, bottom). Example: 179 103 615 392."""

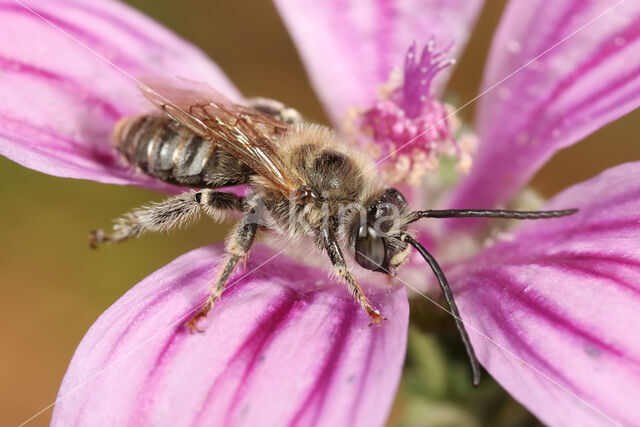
349 188 411 273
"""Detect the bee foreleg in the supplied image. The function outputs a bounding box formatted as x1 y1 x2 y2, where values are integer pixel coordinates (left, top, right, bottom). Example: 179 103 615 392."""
184 204 262 333
89 190 244 248
321 224 385 325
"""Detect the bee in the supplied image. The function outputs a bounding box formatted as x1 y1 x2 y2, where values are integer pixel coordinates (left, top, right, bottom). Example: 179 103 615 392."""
91 76 577 386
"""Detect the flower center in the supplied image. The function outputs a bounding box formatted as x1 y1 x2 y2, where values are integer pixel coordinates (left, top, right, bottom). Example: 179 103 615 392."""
347 40 477 186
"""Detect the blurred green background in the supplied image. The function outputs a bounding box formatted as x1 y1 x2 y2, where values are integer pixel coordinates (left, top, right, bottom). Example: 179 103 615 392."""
2 1 639 425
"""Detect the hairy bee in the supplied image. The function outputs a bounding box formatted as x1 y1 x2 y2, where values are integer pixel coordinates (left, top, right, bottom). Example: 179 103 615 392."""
91 77 576 385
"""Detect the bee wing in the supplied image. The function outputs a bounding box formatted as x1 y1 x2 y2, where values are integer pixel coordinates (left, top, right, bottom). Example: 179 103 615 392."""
138 76 299 194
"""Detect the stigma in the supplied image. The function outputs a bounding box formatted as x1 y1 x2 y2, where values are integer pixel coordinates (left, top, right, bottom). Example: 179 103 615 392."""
347 40 476 186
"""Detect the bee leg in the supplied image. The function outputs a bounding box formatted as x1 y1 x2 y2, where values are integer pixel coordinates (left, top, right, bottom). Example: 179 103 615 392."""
184 254 242 333
184 204 261 333
246 97 304 125
321 224 385 325
89 190 243 248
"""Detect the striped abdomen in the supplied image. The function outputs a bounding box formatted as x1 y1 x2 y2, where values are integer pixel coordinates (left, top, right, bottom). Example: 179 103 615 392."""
113 115 253 188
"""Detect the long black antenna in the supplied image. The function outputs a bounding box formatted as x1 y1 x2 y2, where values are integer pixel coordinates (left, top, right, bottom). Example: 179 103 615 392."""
407 208 577 223
401 234 482 386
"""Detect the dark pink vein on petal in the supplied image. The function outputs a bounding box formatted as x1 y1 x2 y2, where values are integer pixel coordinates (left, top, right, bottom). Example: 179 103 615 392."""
567 68 640 125
532 0 586 60
124 331 188 426
71 264 214 425
348 326 379 426
480 271 636 365
480 0 577 109
476 292 576 390
289 301 358 426
0 3 105 43
102 264 214 365
540 63 640 141
126 272 251 426
0 115 119 166
0 113 109 156
0 126 113 170
54 0 167 51
530 218 640 242
0 56 122 120
527 252 640 298
476 291 637 426
191 289 303 426
223 291 314 424
0 4 145 71
504 13 640 145
0 113 136 179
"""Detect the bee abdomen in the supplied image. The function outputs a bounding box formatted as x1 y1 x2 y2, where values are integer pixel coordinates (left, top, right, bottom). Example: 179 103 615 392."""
113 115 252 188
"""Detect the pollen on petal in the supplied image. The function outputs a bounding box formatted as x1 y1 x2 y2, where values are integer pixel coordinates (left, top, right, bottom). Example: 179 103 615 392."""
347 41 477 186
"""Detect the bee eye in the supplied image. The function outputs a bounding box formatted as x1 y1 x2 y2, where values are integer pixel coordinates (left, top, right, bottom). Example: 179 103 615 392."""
354 226 387 272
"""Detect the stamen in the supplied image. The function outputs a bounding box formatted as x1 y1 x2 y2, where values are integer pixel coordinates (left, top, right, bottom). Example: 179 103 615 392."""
347 40 478 186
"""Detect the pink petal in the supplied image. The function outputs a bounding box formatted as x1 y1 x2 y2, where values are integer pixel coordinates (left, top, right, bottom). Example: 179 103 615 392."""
449 0 640 215
448 161 640 425
273 0 484 127
0 0 238 190
51 244 408 426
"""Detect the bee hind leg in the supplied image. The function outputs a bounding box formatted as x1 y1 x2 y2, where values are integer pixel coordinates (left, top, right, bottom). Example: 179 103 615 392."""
89 190 243 248
185 204 262 333
321 223 385 325
246 97 303 125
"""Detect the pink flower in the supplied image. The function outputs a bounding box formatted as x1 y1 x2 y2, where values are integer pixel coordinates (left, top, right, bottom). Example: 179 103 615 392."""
2 0 640 426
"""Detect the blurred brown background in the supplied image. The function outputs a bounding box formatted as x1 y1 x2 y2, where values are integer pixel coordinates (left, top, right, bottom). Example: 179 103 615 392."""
1 1 638 425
